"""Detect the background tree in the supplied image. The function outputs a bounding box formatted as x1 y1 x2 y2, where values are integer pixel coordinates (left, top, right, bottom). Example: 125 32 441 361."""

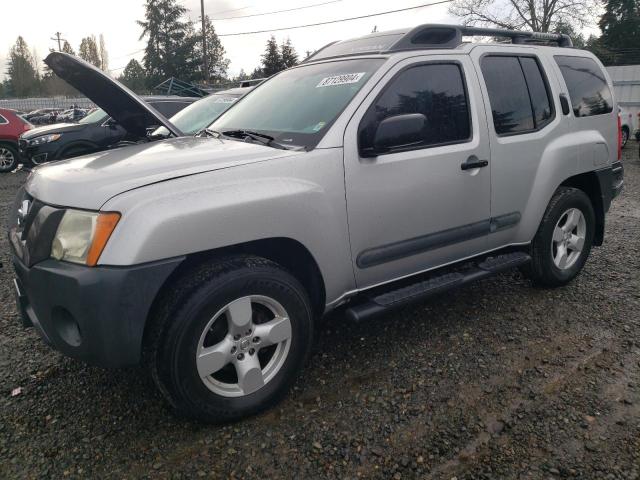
598 0 640 64
62 40 75 55
449 0 598 32
138 0 198 86
79 35 101 67
6 36 39 97
195 16 230 83
261 36 285 77
99 34 109 71
119 59 148 92
280 38 298 68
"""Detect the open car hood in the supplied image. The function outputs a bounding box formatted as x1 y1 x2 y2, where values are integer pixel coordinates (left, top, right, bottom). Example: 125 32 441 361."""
44 52 184 138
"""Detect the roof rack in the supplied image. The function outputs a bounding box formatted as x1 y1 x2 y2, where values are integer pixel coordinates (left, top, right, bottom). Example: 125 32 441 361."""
391 24 573 50
304 24 572 62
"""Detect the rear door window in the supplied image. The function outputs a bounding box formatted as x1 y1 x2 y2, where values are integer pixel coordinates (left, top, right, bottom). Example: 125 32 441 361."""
554 56 613 117
481 55 554 135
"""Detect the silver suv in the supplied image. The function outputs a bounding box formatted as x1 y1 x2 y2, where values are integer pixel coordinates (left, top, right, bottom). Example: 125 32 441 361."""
9 25 624 422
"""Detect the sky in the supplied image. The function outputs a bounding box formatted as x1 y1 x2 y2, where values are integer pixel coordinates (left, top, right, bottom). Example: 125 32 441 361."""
0 0 457 81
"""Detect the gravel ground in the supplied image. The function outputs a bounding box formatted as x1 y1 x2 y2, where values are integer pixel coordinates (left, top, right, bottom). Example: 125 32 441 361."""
1 146 639 480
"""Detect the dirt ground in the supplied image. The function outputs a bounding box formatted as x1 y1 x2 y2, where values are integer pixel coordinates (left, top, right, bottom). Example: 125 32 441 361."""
1 145 639 479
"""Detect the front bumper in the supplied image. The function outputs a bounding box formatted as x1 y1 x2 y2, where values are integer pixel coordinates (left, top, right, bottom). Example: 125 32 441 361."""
18 140 57 164
12 256 183 367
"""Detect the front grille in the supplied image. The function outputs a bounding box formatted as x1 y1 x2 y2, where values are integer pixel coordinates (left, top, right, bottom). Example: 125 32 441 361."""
18 139 28 153
8 188 64 266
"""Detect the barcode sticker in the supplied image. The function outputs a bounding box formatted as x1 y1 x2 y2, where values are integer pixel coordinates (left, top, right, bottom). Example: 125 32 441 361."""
316 72 365 88
213 97 237 104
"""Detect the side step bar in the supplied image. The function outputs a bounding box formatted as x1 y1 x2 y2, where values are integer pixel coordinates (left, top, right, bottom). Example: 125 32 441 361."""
346 251 531 322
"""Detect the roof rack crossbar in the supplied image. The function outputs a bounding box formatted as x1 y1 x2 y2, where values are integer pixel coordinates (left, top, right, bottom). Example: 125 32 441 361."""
458 26 573 47
388 24 573 51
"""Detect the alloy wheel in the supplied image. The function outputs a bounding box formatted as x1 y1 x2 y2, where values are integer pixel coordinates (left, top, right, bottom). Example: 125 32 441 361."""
196 295 292 397
551 207 586 270
0 147 15 169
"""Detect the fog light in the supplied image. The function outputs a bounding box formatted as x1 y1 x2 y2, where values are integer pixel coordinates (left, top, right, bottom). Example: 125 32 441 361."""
51 307 82 347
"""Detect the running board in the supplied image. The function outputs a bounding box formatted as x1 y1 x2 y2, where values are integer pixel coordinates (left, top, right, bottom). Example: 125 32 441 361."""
346 251 531 322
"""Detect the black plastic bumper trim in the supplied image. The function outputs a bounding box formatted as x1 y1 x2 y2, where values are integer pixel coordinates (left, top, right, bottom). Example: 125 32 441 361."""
356 212 521 269
11 256 184 367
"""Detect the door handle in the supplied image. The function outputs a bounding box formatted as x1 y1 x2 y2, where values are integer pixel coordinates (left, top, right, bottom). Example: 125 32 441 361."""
461 156 489 171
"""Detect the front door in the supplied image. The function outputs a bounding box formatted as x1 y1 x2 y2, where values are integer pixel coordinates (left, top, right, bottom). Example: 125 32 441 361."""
343 55 492 288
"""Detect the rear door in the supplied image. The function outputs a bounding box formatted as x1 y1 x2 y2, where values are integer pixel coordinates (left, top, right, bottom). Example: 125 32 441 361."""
343 55 492 288
470 46 566 249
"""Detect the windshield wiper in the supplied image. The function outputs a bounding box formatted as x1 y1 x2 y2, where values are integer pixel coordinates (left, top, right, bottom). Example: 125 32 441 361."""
221 129 289 150
199 128 221 138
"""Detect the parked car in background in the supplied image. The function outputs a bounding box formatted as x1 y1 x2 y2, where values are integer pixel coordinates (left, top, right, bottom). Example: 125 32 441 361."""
19 94 196 166
23 108 59 122
619 107 635 148
56 108 88 123
0 108 33 172
8 27 623 422
152 87 251 138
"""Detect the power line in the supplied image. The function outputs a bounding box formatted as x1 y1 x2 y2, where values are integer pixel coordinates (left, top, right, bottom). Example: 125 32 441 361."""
217 1 454 37
212 0 342 21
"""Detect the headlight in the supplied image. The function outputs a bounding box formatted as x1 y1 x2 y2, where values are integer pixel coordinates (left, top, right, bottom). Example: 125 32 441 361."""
29 133 62 146
51 209 120 266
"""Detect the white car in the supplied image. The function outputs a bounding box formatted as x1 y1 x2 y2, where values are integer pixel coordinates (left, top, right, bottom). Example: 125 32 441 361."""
619 107 638 148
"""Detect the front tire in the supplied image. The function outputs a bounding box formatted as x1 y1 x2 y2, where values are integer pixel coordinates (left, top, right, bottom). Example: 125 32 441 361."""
523 187 595 288
0 144 19 173
145 256 314 423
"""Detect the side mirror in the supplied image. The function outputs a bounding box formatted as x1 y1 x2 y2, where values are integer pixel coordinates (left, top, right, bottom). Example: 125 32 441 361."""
366 113 427 157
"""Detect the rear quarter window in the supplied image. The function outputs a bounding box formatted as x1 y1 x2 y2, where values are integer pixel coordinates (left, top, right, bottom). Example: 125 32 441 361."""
0 114 8 125
554 56 613 117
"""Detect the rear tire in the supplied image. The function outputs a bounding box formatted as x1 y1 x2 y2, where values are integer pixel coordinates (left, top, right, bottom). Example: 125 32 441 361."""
621 127 629 149
144 255 314 423
522 187 595 288
0 144 19 173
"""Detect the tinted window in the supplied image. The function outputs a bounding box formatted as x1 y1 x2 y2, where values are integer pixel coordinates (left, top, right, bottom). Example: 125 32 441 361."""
482 56 534 134
0 114 7 125
554 56 613 117
520 57 553 128
359 63 470 153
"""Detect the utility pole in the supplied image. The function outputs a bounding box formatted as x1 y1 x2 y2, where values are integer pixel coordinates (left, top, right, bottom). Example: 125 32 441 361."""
200 0 209 84
51 32 65 51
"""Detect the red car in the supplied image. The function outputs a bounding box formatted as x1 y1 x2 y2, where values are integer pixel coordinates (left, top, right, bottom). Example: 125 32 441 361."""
0 108 32 172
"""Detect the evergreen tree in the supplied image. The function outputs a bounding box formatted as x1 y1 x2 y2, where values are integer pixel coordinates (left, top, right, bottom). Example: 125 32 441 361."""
235 69 249 82
195 16 230 82
119 59 148 92
599 0 640 53
250 67 264 79
261 36 285 77
7 36 39 97
62 41 75 55
280 38 298 68
138 0 198 86
79 36 101 67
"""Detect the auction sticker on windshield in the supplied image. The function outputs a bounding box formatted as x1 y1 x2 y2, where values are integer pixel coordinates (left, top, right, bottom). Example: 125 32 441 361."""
316 72 365 87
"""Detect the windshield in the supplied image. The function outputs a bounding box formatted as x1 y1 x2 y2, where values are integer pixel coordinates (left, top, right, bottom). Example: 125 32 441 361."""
209 58 384 150
153 94 240 137
79 108 107 124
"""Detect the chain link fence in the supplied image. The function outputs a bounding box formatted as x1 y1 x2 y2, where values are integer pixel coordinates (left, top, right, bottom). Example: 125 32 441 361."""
0 97 95 113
